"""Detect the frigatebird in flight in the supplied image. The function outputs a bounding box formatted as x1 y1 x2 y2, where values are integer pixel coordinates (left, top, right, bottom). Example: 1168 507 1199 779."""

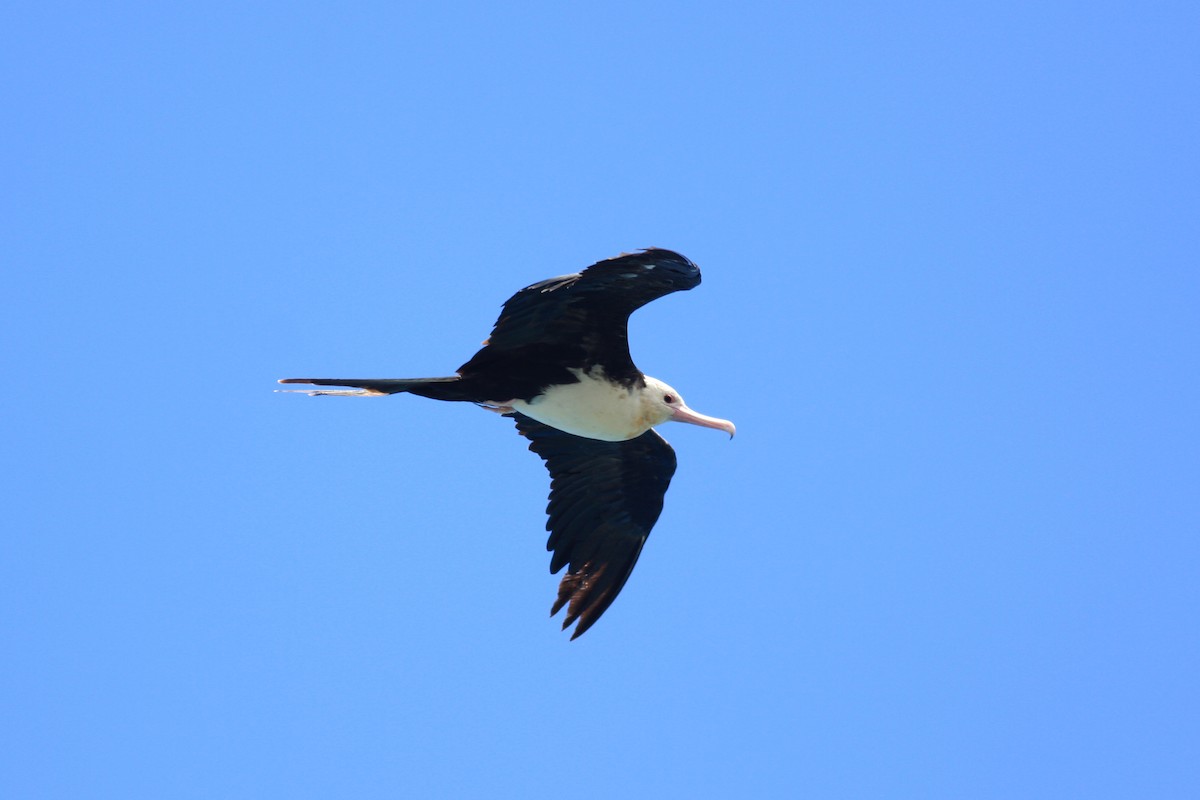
280 248 735 638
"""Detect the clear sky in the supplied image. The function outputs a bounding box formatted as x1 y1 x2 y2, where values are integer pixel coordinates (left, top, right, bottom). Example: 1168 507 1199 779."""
4 2 1198 798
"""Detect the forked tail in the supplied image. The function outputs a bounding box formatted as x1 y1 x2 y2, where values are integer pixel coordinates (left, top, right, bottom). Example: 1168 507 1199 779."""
277 376 475 401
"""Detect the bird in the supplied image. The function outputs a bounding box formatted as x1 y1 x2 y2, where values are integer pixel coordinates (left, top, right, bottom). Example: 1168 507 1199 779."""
279 248 735 638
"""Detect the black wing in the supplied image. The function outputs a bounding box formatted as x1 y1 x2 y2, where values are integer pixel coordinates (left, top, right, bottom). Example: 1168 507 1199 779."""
458 249 701 393
511 412 678 639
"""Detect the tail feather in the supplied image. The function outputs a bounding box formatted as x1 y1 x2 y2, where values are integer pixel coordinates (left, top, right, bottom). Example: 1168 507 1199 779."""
277 376 476 401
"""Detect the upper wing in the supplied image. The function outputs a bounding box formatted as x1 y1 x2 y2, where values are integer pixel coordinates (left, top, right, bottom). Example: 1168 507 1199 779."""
511 412 678 639
459 249 701 388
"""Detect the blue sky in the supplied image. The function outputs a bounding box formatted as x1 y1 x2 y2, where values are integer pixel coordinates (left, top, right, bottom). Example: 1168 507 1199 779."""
4 2 1198 797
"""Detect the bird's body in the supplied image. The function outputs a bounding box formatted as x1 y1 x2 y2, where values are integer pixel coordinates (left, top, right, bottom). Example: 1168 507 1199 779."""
509 368 669 441
280 248 734 638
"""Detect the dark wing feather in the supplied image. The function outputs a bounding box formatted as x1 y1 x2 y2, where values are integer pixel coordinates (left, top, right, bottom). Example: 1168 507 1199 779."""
511 412 678 639
459 249 700 390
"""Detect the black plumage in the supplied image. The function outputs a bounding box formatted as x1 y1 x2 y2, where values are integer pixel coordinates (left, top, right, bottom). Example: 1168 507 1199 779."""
283 248 700 402
510 413 677 639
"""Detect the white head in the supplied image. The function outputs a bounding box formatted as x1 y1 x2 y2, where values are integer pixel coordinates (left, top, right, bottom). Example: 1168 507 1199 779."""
641 376 736 438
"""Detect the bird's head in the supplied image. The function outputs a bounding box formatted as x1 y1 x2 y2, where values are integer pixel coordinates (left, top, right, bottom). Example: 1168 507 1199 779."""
642 376 736 438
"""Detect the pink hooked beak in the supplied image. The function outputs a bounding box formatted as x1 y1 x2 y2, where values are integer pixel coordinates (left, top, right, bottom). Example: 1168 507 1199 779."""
670 405 737 438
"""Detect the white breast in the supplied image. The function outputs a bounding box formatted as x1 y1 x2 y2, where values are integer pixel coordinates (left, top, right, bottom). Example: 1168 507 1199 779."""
510 368 650 442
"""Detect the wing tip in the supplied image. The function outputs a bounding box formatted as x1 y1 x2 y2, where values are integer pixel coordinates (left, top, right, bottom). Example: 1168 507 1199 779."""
557 609 592 641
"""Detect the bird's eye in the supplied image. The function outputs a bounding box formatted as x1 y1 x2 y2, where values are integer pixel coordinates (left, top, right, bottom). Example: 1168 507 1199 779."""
663 394 676 404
